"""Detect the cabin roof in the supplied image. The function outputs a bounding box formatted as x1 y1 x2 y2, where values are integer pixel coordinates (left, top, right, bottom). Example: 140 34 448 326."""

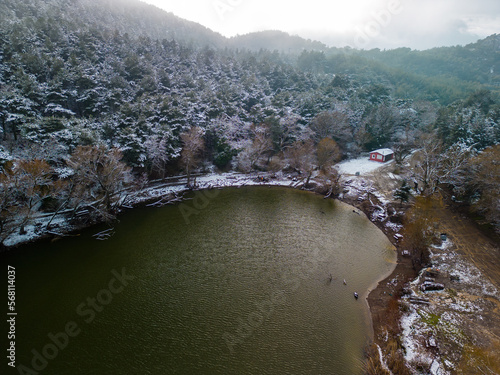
370 148 394 156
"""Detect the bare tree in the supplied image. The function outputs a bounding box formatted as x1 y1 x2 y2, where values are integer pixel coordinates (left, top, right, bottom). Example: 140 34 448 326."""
236 124 273 172
180 127 205 186
272 113 309 152
45 178 73 230
68 146 131 221
393 140 414 165
310 111 350 144
285 140 316 187
317 167 343 198
316 137 341 171
409 134 443 195
438 143 475 195
14 159 53 233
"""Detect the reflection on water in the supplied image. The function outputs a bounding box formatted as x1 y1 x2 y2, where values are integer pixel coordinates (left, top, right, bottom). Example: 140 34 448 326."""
4 186 395 375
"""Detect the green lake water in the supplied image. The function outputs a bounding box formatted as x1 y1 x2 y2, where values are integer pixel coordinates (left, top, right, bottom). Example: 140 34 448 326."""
3 186 396 375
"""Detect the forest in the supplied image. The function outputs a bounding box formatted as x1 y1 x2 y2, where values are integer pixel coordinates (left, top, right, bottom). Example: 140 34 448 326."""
0 0 499 245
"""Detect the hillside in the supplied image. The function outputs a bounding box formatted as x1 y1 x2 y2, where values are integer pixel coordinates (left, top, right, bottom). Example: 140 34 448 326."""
229 30 328 53
0 0 225 47
0 0 499 240
356 35 500 102
1 0 498 105
361 35 500 86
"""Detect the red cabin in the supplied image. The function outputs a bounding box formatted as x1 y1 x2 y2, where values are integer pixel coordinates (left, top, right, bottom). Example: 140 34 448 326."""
369 148 394 163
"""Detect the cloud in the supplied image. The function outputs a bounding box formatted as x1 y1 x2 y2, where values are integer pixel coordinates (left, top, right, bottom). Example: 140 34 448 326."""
378 0 499 49
141 0 500 49
301 0 499 49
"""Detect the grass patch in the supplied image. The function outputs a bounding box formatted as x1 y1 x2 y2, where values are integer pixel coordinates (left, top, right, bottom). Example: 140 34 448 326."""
418 310 440 326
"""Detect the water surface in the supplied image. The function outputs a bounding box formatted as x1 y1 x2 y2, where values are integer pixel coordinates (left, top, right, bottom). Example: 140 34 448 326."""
4 186 396 375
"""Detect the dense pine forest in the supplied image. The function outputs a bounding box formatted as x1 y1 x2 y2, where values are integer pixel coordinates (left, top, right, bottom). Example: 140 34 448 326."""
0 0 499 243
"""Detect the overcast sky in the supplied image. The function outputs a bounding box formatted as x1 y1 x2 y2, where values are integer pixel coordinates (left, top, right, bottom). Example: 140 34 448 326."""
140 0 500 50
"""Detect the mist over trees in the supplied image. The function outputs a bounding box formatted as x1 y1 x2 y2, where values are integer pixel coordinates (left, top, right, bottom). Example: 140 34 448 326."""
0 0 499 238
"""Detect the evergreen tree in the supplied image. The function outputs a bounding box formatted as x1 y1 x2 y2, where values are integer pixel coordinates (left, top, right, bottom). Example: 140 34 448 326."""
393 180 412 206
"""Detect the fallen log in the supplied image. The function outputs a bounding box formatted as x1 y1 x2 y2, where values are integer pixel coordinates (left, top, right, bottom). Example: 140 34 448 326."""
409 297 431 305
420 281 445 292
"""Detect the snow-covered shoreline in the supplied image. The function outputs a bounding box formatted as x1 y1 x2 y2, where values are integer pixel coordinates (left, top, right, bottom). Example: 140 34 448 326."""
3 155 390 249
131 171 297 206
2 155 399 248
1 171 300 249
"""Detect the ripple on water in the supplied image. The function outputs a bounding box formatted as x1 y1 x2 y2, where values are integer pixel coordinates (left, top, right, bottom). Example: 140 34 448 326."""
9 187 395 375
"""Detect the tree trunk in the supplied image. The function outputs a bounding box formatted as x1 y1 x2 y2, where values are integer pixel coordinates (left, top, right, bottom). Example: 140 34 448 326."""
186 165 191 187
305 172 312 188
0 116 7 141
46 199 70 230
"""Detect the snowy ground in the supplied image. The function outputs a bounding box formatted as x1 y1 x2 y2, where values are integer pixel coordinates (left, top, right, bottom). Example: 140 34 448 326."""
335 156 392 175
399 240 500 374
3 213 74 248
131 172 295 206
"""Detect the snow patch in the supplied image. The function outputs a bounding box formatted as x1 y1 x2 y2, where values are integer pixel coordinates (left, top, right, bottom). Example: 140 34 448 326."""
400 309 421 363
430 360 445 375
3 214 72 247
430 241 499 298
335 156 389 175
376 344 394 375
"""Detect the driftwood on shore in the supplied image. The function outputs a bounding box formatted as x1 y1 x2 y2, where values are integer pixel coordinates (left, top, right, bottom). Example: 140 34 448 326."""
47 231 80 238
146 194 186 208
408 296 431 305
92 228 115 241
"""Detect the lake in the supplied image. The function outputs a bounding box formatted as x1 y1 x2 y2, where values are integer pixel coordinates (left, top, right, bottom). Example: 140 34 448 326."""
3 186 396 375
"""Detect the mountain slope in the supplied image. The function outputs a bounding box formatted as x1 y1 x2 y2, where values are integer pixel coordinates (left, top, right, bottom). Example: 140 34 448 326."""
358 34 500 88
0 0 225 48
229 30 328 53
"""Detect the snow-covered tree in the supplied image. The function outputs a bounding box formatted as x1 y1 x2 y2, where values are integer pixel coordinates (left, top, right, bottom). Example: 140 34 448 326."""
145 133 173 180
270 113 306 152
236 124 273 172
